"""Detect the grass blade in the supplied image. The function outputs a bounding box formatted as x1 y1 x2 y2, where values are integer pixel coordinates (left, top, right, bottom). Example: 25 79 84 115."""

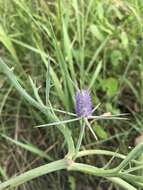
1 134 53 161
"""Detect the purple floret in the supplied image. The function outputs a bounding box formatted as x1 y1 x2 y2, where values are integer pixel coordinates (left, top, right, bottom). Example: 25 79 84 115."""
75 90 92 117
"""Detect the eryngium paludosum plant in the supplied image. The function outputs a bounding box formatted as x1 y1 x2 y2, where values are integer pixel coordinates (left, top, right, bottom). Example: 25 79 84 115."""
0 59 143 190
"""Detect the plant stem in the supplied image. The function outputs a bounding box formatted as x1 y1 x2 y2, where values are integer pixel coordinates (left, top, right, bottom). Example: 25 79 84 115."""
0 159 67 190
76 149 142 164
74 121 85 158
68 162 118 177
0 157 141 190
107 177 137 190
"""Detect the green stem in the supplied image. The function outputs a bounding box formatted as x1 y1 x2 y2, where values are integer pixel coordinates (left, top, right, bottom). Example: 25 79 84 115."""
107 177 137 190
119 173 143 183
68 162 118 177
0 159 67 190
0 159 139 190
74 121 85 158
76 149 142 164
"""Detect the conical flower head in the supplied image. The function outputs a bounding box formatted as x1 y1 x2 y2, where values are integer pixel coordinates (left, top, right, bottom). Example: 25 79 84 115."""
75 90 92 117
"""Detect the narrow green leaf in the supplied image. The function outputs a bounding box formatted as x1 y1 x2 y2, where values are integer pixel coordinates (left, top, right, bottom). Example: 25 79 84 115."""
1 134 53 161
89 60 102 89
0 25 18 63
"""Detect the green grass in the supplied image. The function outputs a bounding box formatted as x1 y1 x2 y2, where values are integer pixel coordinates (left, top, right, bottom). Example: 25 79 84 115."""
0 0 143 189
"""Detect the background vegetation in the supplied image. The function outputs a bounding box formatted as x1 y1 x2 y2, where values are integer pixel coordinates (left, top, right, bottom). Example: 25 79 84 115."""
0 0 142 189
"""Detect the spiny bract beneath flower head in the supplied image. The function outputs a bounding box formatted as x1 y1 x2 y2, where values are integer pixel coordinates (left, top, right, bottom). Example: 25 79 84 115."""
75 90 92 117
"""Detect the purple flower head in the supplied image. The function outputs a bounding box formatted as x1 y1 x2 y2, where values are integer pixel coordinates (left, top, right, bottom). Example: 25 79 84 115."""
75 89 92 117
